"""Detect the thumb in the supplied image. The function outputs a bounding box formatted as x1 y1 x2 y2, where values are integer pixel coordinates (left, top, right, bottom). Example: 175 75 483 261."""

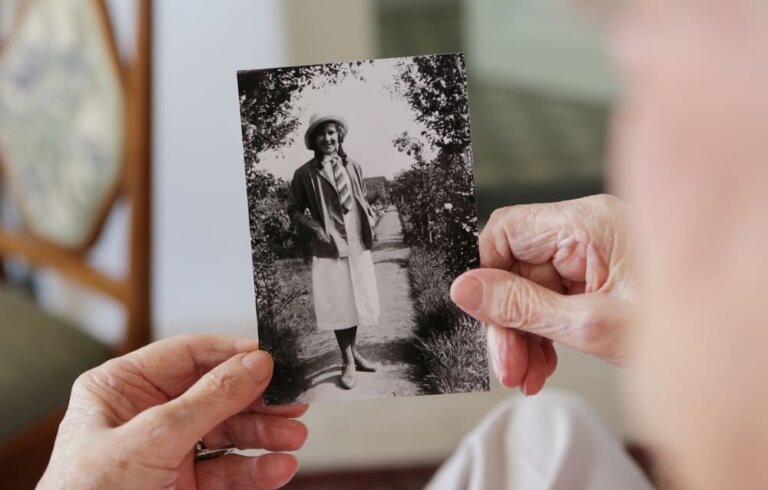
120 350 273 462
451 269 628 364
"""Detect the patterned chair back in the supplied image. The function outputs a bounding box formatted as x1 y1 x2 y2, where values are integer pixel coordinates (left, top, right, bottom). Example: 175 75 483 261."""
0 0 152 353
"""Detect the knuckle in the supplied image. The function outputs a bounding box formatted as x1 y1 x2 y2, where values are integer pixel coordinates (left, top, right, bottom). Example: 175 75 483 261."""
577 320 606 353
204 367 245 399
571 306 608 351
175 332 198 343
73 364 111 394
488 207 506 224
488 206 517 230
589 193 621 215
71 370 99 399
73 368 97 389
499 281 538 329
175 332 205 348
593 193 618 206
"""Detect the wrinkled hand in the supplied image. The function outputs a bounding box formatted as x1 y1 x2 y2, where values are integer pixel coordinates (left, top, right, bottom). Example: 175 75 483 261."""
451 194 632 395
38 335 308 490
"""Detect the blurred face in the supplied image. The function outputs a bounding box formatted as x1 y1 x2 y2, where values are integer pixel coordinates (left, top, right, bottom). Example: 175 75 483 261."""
610 1 768 488
313 122 340 156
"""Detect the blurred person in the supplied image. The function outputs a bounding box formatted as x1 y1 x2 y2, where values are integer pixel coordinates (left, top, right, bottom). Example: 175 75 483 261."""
287 113 380 390
434 0 768 488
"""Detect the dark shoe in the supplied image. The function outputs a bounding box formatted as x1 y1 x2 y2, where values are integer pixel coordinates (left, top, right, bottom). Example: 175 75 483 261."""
354 355 377 373
340 363 356 389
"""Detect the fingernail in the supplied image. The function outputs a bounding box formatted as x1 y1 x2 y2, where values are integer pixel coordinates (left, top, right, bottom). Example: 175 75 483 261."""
451 276 484 311
241 350 273 382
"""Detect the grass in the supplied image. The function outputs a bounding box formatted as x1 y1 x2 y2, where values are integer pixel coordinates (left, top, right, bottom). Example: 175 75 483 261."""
258 258 316 405
406 247 490 394
261 243 490 401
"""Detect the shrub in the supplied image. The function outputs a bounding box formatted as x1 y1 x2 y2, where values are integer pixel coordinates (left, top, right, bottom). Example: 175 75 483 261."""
258 259 315 404
415 316 489 394
406 247 489 394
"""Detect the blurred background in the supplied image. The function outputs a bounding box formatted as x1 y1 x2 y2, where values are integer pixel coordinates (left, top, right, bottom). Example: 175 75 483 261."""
0 0 628 488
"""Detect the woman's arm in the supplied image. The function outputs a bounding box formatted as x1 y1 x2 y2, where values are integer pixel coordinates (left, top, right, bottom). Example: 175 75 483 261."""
286 173 326 239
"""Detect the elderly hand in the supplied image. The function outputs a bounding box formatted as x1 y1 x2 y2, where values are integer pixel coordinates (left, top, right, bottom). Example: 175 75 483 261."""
37 335 308 490
450 194 632 395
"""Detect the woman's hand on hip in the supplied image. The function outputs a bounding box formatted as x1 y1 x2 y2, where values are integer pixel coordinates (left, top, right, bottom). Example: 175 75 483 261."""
312 227 331 244
38 334 309 490
450 194 633 395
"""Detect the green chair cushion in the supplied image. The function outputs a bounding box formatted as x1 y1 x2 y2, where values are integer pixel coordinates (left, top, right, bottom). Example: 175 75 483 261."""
0 286 113 441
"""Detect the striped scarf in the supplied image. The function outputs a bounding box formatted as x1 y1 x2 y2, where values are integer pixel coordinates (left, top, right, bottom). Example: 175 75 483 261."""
329 156 353 214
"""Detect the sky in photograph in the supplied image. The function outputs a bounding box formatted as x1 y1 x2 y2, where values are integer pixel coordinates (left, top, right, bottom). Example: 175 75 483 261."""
257 58 435 182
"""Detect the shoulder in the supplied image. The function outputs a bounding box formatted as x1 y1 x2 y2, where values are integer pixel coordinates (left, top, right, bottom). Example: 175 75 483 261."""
292 158 317 180
346 158 363 174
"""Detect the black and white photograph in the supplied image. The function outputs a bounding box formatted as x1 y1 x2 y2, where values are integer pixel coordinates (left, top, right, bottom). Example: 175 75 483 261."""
237 53 489 405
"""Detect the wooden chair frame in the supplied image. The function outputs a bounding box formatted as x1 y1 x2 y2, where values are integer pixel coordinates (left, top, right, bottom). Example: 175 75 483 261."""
0 0 153 486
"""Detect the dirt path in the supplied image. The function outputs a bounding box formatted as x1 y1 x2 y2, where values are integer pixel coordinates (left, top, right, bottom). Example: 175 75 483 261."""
295 206 422 403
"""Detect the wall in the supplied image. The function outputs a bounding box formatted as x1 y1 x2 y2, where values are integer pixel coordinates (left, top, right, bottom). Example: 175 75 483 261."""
152 0 283 338
283 0 376 65
467 0 618 103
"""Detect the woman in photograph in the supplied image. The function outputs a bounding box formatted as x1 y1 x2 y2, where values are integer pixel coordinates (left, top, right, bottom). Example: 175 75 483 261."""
287 113 380 389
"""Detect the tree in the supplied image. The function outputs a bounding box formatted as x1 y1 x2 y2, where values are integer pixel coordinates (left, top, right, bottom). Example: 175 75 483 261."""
237 62 369 164
392 54 471 158
391 54 479 277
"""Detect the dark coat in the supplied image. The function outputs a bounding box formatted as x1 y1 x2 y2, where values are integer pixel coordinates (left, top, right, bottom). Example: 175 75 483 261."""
287 156 376 258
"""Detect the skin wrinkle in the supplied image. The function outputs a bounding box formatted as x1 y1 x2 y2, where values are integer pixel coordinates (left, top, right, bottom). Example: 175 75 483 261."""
103 380 158 425
183 337 208 389
71 372 119 426
189 361 253 419
500 279 533 330
80 368 148 427
123 449 182 475
132 337 208 399
585 242 606 294
553 237 586 281
181 337 243 393
490 227 514 269
487 209 515 269
104 429 185 487
112 358 169 407
514 225 558 263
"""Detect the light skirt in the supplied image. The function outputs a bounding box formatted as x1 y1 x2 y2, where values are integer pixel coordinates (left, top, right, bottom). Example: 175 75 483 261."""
312 240 380 331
